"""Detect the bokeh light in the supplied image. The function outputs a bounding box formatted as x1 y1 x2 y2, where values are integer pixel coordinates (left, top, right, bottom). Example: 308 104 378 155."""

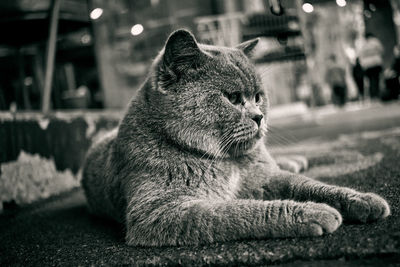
90 8 103 20
336 0 347 7
131 24 144 36
81 34 92 44
302 3 314 13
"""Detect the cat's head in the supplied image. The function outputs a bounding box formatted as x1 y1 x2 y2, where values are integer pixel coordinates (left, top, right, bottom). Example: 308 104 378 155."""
146 29 268 158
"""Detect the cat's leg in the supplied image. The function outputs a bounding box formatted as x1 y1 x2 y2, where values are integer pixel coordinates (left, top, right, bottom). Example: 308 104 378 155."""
125 195 342 246
264 171 390 223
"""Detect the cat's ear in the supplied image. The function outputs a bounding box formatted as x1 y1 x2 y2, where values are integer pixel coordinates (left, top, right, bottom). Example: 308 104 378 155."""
236 38 259 57
163 29 203 73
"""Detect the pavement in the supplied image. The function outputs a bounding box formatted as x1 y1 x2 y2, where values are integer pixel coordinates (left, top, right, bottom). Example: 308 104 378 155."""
1 101 400 266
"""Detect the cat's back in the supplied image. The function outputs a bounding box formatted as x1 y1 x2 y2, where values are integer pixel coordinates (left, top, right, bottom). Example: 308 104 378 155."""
83 128 118 177
81 128 125 221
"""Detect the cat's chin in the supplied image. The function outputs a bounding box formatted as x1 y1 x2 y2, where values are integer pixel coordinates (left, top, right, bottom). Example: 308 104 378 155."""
224 126 266 157
227 136 263 157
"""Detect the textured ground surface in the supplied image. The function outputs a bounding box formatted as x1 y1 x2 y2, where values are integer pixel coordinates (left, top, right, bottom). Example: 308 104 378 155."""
1 103 400 266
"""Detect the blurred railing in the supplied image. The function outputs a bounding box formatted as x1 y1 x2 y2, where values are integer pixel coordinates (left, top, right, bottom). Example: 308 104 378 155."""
195 13 245 46
194 11 305 64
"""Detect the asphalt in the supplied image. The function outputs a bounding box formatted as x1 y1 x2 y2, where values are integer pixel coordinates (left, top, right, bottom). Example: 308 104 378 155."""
1 102 400 266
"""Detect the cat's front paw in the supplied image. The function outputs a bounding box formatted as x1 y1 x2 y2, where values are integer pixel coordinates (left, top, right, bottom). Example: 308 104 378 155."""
343 193 390 223
276 155 308 173
294 202 342 236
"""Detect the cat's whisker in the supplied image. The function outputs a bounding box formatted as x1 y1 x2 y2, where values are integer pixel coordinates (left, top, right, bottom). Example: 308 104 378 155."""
213 131 233 158
269 135 297 147
267 136 292 147
198 129 231 162
267 126 298 146
203 136 232 177
200 131 230 170
268 135 292 146
215 136 235 167
257 66 273 77
214 133 236 162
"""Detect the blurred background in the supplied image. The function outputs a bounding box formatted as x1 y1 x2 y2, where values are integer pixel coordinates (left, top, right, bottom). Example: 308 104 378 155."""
0 0 399 111
1 0 400 210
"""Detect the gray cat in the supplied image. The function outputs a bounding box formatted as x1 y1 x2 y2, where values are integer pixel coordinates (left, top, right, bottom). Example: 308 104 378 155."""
82 29 390 247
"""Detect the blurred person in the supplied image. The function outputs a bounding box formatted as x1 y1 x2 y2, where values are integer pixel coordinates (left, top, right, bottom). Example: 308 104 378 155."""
392 44 400 77
352 58 364 101
382 45 400 101
358 33 384 99
325 55 347 106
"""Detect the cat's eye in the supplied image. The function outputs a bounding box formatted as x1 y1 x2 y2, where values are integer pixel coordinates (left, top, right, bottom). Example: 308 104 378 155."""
255 93 262 104
226 92 242 105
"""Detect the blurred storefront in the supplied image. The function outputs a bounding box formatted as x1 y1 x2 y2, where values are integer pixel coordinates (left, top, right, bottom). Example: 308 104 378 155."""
90 0 218 108
90 0 307 108
0 0 398 111
298 0 366 103
88 0 399 108
0 0 101 111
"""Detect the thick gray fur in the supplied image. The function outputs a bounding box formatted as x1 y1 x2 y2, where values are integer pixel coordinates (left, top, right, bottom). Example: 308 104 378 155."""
82 29 390 247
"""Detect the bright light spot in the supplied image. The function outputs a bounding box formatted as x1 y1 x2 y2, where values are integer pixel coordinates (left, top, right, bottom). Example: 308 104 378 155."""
336 0 347 7
302 3 314 13
131 24 144 36
81 34 91 44
24 77 33 86
288 21 299 30
90 8 103 20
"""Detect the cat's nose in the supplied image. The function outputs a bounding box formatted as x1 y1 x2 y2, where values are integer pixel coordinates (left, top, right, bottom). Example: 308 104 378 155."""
252 114 263 127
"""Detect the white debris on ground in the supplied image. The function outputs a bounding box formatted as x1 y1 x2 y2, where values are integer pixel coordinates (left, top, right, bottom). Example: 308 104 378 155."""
0 151 79 213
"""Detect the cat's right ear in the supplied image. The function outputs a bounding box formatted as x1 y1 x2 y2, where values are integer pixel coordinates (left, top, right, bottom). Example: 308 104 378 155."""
236 38 259 58
162 29 203 74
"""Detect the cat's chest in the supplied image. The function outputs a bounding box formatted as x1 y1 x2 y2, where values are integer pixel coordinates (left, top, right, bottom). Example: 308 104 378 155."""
227 167 241 193
199 162 243 200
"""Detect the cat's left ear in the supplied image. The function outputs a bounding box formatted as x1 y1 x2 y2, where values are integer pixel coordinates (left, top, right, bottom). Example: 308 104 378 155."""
157 29 206 91
163 29 204 74
236 38 259 57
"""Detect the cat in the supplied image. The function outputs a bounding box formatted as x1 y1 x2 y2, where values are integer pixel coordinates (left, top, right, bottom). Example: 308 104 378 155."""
81 29 390 247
